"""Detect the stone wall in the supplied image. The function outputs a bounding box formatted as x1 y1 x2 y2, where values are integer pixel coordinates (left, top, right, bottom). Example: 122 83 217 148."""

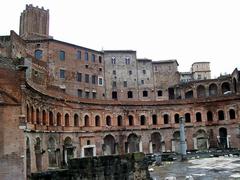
31 152 150 180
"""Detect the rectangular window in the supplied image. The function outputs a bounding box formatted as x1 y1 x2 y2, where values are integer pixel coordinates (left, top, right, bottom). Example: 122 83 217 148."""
154 66 158 71
111 57 116 64
125 57 130 64
92 75 96 84
85 91 90 98
113 81 117 88
98 77 103 86
59 51 65 60
85 74 89 83
113 70 116 75
141 80 144 84
92 92 97 99
129 70 132 75
91 54 95 62
85 51 88 61
77 89 82 97
143 70 146 74
99 56 102 63
60 69 65 79
77 72 82 82
76 50 81 60
124 81 127 87
143 90 148 97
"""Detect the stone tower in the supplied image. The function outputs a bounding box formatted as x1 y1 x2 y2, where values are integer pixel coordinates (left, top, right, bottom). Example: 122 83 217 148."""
19 4 49 40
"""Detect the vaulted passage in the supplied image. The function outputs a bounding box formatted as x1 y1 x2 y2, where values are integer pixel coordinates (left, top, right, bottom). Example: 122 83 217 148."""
127 134 140 153
151 132 162 153
103 135 116 155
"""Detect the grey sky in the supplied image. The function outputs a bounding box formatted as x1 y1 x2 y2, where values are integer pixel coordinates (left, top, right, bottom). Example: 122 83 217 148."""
1 0 240 78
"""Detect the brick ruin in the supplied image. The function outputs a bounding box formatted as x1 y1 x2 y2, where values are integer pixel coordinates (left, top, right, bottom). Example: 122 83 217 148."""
0 4 240 180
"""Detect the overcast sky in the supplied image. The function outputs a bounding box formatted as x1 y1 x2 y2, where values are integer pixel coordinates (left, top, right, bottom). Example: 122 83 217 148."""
1 0 240 78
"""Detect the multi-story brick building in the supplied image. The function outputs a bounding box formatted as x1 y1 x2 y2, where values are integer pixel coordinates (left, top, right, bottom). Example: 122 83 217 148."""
0 4 240 180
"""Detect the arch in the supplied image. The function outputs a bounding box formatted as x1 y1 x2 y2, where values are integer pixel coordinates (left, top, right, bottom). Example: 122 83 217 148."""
229 109 236 120
128 115 134 126
140 115 146 125
48 137 57 167
163 114 169 124
42 110 47 125
95 115 100 126
103 134 116 155
36 108 40 124
207 111 213 121
233 78 237 93
84 115 90 127
65 113 70 127
127 133 140 153
218 110 225 120
219 128 228 148
197 85 206 98
209 83 218 96
35 137 42 171
185 113 191 123
49 111 54 126
74 114 79 127
151 132 162 153
174 113 179 123
152 114 157 125
57 113 62 126
64 137 74 164
127 91 133 98
196 112 202 122
194 129 208 150
185 90 193 99
117 115 123 126
106 116 111 126
221 82 231 94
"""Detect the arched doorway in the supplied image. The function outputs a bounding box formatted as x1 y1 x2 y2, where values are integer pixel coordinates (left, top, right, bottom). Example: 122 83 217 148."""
193 129 208 150
150 132 162 153
172 131 180 153
48 137 57 168
103 135 116 155
34 137 42 171
127 134 140 153
219 128 228 149
63 137 74 165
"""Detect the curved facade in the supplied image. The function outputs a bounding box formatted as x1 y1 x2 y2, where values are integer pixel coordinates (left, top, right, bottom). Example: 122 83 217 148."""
0 4 240 180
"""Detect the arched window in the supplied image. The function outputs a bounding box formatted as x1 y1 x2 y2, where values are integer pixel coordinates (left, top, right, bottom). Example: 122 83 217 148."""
229 109 236 120
140 115 146 125
152 114 157 125
221 82 230 94
196 112 202 122
209 83 218 96
128 91 133 98
57 113 61 126
49 111 54 126
42 110 47 125
185 113 191 123
128 115 134 126
163 114 169 124
36 109 40 124
84 115 90 127
185 90 193 99
117 115 123 126
174 114 179 123
65 114 70 127
106 116 111 126
95 115 100 126
218 110 225 120
74 114 79 127
197 85 206 98
34 49 43 60
207 111 213 121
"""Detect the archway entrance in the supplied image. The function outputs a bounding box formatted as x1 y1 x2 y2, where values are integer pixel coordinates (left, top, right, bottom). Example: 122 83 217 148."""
103 135 116 155
48 137 57 168
193 129 208 150
219 128 228 149
172 131 180 153
127 134 140 153
150 132 162 153
63 137 74 165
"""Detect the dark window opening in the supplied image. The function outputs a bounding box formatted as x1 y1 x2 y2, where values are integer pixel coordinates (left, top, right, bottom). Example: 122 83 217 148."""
164 114 169 124
174 114 179 123
185 113 191 123
59 51 65 60
196 112 202 122
117 115 122 126
207 111 213 121
143 90 148 97
128 115 134 126
152 114 157 125
128 91 133 98
140 115 146 125
218 110 225 120
106 116 111 126
157 90 162 96
112 91 117 99
229 109 235 119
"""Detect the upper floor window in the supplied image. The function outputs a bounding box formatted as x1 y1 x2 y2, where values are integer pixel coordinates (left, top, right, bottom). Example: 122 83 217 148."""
85 51 88 61
77 89 82 97
76 50 81 60
128 91 133 98
77 72 82 82
113 81 117 88
143 90 148 97
85 91 90 98
60 69 65 79
158 90 163 96
98 77 103 86
129 70 132 75
125 57 130 64
124 81 127 87
143 70 146 74
85 74 89 83
34 50 43 60
99 56 102 63
141 80 144 85
91 54 95 62
111 57 116 64
92 75 97 84
113 70 116 75
59 50 65 60
92 92 97 99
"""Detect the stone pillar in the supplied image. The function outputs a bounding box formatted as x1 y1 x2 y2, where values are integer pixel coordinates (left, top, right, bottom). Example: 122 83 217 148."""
179 117 187 160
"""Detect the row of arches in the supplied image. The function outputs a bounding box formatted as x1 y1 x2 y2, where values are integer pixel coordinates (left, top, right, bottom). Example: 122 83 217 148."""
26 104 237 127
